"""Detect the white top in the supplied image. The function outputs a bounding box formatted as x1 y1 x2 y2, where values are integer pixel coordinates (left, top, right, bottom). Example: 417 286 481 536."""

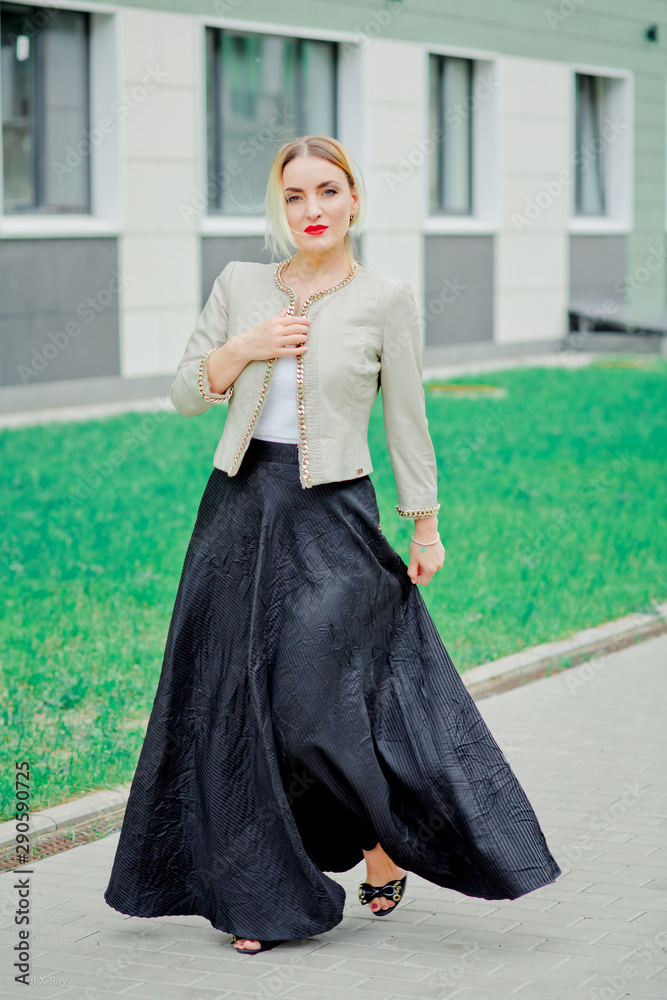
251 355 299 444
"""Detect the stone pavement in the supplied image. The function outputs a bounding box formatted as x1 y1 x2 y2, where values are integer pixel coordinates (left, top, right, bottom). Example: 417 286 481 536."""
1 634 665 1000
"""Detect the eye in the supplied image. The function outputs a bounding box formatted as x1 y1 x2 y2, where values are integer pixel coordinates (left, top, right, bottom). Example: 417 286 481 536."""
286 194 300 203
324 188 337 196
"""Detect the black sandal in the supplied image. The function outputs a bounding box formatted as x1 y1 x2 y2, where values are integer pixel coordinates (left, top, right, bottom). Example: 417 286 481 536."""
230 935 285 954
358 874 407 916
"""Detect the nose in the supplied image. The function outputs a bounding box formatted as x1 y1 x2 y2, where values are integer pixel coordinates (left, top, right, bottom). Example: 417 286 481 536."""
306 197 322 219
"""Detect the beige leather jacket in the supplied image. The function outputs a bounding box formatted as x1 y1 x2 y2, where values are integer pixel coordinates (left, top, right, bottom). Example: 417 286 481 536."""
170 258 440 519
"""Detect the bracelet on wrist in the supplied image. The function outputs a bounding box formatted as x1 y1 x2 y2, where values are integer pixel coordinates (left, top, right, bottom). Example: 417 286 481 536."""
410 531 440 552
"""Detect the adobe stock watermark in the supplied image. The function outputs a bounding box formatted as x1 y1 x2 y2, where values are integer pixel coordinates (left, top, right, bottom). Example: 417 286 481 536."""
565 623 653 694
414 807 446 846
381 277 468 366
519 450 633 570
340 0 404 62
249 293 297 330
488 732 529 762
64 403 171 509
385 74 499 192
545 0 586 31
17 269 134 384
2 0 70 44
51 67 168 181
562 242 667 351
179 108 298 221
77 931 155 1000
430 943 484 991
211 0 244 14
565 572 666 678
590 930 667 1000
511 117 628 231
558 780 645 872
444 583 493 644
423 276 469 325
98 600 154 696
565 645 612 695
440 405 509 478
616 242 667 299
193 847 314 986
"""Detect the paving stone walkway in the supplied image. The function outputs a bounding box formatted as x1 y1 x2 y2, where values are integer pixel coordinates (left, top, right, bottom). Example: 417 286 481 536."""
1 633 665 1000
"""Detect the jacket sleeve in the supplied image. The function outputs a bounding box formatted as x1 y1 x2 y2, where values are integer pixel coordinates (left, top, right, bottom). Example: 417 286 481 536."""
379 280 440 519
170 261 236 417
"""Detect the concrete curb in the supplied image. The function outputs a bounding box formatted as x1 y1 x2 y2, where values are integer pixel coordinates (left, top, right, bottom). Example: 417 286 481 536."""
0 785 131 852
463 601 667 700
2 600 665 851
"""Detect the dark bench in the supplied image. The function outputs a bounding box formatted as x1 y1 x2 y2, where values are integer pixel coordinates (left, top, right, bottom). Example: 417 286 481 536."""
568 300 667 336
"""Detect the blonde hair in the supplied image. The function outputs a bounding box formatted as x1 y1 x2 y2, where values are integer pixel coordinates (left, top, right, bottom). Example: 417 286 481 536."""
264 135 366 266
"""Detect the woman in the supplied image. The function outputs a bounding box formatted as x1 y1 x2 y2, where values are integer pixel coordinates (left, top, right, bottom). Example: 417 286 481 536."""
104 135 561 955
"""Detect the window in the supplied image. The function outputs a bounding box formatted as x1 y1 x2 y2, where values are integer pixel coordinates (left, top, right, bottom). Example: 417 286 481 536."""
429 54 473 215
571 69 633 227
574 73 608 215
1 2 90 214
206 29 338 216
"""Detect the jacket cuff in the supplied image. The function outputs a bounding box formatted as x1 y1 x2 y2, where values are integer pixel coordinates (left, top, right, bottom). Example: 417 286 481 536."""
396 502 441 519
198 349 234 403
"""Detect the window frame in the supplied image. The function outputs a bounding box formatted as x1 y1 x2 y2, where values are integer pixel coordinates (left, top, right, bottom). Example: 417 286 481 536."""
0 0 121 239
197 16 365 238
1 0 92 215
204 25 339 217
574 72 607 217
429 52 474 217
422 43 499 236
567 63 633 235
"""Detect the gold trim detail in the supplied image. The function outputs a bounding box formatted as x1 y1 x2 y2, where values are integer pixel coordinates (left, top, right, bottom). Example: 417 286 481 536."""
396 503 441 519
198 348 234 403
272 256 360 488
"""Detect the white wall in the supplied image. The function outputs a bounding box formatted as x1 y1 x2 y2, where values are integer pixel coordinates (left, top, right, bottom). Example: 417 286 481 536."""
494 55 570 344
359 38 426 301
117 8 201 378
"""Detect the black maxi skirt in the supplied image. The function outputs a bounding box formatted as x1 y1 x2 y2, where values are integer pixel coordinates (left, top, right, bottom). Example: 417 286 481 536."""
104 437 562 941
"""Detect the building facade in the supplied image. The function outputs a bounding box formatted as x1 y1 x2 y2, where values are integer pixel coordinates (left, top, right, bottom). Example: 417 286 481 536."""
0 0 665 410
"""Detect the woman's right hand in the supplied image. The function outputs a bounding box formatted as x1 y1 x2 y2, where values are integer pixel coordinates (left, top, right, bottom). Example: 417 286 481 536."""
237 306 311 362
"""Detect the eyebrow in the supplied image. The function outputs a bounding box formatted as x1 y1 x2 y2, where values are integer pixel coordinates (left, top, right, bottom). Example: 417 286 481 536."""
284 180 340 193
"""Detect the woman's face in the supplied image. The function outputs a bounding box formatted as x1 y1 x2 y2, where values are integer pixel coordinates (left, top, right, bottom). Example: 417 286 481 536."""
282 156 358 255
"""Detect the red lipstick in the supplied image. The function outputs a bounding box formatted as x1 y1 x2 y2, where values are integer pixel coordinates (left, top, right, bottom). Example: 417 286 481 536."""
305 225 328 234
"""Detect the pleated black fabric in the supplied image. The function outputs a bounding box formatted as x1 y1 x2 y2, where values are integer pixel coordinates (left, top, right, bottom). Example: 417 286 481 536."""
104 438 561 941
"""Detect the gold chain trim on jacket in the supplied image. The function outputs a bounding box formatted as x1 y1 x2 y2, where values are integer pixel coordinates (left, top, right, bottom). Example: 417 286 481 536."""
396 503 441 519
271 256 359 488
198 348 234 403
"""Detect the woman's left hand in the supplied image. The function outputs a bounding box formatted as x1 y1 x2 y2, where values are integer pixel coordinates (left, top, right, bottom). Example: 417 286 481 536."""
407 538 446 586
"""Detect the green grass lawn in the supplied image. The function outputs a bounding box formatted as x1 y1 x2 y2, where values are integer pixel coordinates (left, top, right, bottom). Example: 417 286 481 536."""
1 360 665 819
